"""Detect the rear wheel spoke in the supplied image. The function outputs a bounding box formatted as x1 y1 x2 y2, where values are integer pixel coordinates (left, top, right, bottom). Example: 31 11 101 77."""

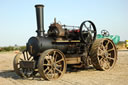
38 49 66 80
56 64 62 68
90 38 117 71
55 68 62 74
105 41 109 49
104 60 110 69
53 51 56 57
44 67 50 73
56 59 64 64
108 48 114 52
107 57 114 60
46 68 52 75
53 68 56 78
43 64 51 66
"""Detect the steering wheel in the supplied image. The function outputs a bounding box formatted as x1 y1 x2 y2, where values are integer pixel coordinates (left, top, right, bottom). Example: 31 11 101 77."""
80 20 97 44
101 30 110 37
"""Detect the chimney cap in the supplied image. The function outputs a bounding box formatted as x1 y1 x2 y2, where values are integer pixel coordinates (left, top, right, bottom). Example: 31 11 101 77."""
35 4 44 8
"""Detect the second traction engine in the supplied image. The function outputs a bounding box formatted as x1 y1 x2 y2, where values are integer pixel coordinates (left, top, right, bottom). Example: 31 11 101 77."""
13 4 117 80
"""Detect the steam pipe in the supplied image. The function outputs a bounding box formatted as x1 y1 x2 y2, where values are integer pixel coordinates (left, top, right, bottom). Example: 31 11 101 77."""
35 4 45 37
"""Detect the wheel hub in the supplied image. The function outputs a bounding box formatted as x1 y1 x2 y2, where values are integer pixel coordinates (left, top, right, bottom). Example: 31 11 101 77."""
101 45 108 58
52 63 56 68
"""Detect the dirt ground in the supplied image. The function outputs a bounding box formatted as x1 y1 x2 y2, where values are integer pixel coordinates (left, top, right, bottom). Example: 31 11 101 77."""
0 50 128 85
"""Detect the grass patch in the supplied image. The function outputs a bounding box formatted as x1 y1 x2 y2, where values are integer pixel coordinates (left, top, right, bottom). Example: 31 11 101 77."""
0 46 26 52
116 41 125 49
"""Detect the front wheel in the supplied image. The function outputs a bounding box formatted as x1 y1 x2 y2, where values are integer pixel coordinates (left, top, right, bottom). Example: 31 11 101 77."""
13 50 34 78
38 49 66 80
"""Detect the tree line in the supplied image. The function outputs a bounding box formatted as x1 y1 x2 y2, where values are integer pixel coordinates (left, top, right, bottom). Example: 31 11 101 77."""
0 46 26 52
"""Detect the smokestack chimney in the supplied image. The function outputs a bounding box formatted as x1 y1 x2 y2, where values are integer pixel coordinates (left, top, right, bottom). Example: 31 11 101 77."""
35 4 45 37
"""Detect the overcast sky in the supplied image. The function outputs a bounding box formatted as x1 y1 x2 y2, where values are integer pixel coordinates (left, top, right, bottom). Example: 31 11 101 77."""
0 0 128 46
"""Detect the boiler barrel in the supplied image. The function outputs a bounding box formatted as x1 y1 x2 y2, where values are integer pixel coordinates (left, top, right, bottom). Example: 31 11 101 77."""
27 37 69 56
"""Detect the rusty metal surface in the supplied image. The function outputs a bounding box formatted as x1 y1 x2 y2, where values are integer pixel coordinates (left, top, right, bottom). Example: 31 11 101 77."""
48 22 65 37
13 50 34 78
20 61 35 69
90 38 117 70
38 49 66 80
14 3 118 80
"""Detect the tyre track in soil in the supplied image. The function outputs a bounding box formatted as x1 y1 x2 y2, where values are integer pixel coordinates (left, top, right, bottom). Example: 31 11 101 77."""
0 50 128 85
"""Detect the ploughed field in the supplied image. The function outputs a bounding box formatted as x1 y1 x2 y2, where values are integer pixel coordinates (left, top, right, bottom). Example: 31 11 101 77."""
0 50 128 85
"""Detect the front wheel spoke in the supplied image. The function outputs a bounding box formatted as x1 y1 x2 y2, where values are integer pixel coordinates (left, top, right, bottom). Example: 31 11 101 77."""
26 52 29 60
20 58 24 61
28 56 32 60
23 52 26 60
17 63 20 65
56 59 64 64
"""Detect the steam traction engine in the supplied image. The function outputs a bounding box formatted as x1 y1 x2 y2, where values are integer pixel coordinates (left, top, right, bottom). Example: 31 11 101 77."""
13 4 117 80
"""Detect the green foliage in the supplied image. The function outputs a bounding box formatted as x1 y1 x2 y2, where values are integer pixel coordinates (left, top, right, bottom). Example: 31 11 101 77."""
19 46 26 51
116 41 125 49
0 46 26 52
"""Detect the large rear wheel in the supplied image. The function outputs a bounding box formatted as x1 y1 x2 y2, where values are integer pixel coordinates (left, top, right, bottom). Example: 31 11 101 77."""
90 38 117 70
38 49 66 80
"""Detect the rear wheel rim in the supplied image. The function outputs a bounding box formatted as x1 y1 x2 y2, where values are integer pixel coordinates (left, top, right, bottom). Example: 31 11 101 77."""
90 39 117 70
38 49 66 80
